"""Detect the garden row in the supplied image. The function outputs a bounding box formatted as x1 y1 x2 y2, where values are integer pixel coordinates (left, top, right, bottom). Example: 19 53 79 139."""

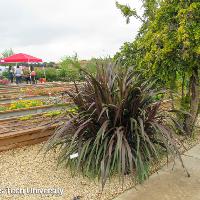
0 82 77 102
0 83 77 151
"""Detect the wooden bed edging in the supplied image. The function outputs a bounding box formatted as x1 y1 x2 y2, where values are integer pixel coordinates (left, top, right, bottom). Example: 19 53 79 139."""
0 125 57 152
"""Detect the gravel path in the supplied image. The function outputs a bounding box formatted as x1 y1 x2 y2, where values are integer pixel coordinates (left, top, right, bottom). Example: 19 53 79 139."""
0 143 134 200
0 116 199 200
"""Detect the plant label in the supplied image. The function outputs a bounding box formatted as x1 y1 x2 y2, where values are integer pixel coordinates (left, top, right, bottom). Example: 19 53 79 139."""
70 153 78 159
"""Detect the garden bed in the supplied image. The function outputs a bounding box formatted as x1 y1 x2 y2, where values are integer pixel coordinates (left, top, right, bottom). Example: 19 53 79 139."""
21 86 72 96
0 82 78 89
0 104 77 151
0 99 47 111
0 95 49 104
0 114 55 134
0 90 18 95
0 93 20 100
0 87 18 91
0 103 69 119
0 84 76 100
0 125 56 152
0 111 63 151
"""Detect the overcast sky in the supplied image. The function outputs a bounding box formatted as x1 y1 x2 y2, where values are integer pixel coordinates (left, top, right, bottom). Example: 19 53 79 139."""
0 0 142 62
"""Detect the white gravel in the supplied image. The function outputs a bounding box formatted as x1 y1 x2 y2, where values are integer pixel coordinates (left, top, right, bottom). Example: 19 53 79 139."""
0 143 134 200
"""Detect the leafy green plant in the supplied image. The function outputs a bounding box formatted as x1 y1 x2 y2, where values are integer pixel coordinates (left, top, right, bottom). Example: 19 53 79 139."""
19 115 33 121
9 100 45 110
116 1 200 135
0 100 46 112
2 71 9 79
82 59 97 76
1 48 14 58
36 68 58 82
58 54 84 82
66 107 78 115
58 65 81 82
0 106 7 111
43 110 61 117
46 61 187 188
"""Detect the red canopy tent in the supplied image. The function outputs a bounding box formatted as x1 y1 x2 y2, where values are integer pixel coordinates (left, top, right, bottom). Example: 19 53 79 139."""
2 53 42 63
1 53 45 81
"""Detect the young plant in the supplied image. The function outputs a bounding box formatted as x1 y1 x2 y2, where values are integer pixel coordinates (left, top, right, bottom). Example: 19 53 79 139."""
46 60 188 188
43 110 62 118
9 100 45 110
19 115 33 121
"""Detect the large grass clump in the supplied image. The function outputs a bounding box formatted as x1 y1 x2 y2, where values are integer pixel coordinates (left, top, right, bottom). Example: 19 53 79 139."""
46 60 187 188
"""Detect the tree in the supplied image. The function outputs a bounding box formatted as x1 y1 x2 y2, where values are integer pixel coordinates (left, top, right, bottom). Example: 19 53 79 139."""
1 48 14 58
58 53 82 82
116 1 200 135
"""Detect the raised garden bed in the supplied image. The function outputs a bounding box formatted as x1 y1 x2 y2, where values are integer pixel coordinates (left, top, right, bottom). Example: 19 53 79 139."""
0 99 46 111
0 114 54 133
0 87 18 91
0 93 20 100
0 84 76 100
0 90 18 95
0 82 77 89
0 110 64 151
0 82 77 151
0 123 56 152
20 85 75 96
0 103 69 119
0 95 49 104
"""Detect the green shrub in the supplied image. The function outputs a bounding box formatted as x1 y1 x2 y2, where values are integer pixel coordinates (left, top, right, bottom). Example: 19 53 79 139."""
83 59 97 76
2 71 9 79
46 61 187 188
35 68 44 78
45 68 58 82
58 55 84 82
57 66 82 82
38 55 97 83
36 68 58 82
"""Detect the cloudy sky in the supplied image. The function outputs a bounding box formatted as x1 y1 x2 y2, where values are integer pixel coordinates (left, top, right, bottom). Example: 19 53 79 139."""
0 0 142 62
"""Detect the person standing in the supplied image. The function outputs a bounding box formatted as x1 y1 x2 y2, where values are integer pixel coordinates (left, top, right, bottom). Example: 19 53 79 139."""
15 66 22 84
30 70 36 84
8 66 14 83
23 67 31 84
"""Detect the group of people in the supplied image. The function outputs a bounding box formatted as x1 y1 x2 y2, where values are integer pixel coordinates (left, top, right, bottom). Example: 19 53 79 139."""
8 66 37 84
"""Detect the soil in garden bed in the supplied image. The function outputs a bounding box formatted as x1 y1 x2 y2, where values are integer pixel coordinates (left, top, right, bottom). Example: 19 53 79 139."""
0 95 49 104
0 94 71 112
0 114 58 134
0 84 76 100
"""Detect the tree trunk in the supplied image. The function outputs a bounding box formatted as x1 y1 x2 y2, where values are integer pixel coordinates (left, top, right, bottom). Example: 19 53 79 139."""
181 73 185 101
169 90 175 110
169 75 176 110
184 67 199 135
